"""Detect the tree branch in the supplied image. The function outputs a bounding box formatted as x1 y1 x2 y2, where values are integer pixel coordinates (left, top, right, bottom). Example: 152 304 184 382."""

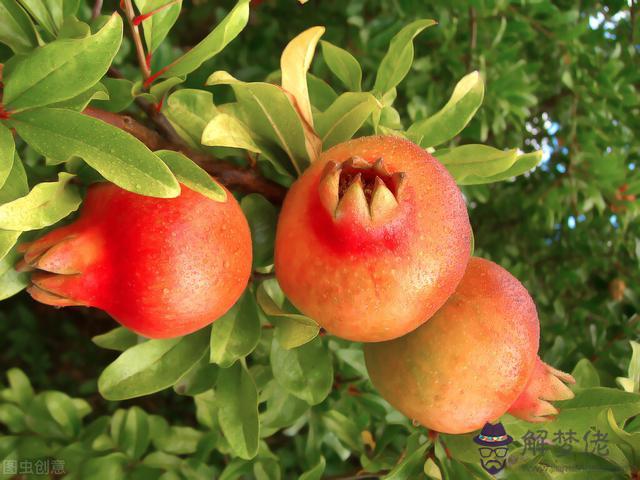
121 0 152 80
83 107 287 203
467 7 477 71
91 0 103 20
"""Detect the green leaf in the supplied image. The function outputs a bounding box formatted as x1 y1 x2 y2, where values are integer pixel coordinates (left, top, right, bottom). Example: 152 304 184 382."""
161 0 249 79
315 92 379 148
98 328 209 400
0 126 15 193
207 72 309 175
0 0 38 53
300 456 326 480
0 247 28 300
434 144 519 185
216 361 260 460
58 15 91 39
572 358 601 388
6 368 34 407
94 78 134 113
173 354 218 396
372 19 437 95
210 290 261 368
383 440 430 479
92 327 139 352
80 452 128 480
201 113 262 154
48 82 109 111
270 336 332 405
155 150 226 202
320 40 362 91
0 172 81 231
110 407 150 460
153 425 202 455
134 0 182 53
617 341 640 393
3 13 123 111
257 280 319 349
11 108 180 198
0 152 29 263
164 89 217 149
240 194 277 269
25 391 82 439
0 404 26 433
408 71 484 148
471 150 542 184
16 0 58 37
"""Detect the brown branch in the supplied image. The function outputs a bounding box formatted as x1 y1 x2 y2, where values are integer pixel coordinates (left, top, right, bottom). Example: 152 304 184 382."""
467 7 477 71
121 0 152 80
91 0 103 20
83 107 287 203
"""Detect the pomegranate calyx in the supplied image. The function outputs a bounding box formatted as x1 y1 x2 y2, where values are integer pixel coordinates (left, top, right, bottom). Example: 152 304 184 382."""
318 156 406 223
507 356 576 422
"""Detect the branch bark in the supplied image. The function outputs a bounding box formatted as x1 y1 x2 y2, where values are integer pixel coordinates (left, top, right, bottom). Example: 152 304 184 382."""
83 107 287 204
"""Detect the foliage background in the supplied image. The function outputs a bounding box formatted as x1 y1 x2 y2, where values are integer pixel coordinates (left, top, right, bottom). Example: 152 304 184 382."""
0 0 638 478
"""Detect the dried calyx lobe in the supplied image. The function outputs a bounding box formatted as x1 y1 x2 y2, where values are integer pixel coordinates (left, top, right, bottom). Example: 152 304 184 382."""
319 156 406 222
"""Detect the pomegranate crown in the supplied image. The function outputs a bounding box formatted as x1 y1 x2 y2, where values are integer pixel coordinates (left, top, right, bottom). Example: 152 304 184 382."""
318 156 407 224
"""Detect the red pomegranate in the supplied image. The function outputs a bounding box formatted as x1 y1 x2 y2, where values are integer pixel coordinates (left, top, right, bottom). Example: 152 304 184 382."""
20 182 252 339
364 257 575 434
274 135 471 342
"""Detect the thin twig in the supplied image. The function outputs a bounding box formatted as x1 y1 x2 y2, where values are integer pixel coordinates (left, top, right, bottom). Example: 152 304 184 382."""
467 7 477 71
91 0 103 20
83 107 287 203
121 0 152 80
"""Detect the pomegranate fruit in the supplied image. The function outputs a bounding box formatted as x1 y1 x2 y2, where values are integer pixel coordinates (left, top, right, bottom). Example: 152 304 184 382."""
19 182 252 339
364 257 575 434
274 135 471 342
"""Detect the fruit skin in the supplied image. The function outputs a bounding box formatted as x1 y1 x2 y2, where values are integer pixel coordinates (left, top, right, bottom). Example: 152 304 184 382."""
21 182 252 339
274 135 471 342
364 257 574 434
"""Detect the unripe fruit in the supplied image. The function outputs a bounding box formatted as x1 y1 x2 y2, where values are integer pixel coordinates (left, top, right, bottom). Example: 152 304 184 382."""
20 183 252 339
364 257 575 434
274 135 471 342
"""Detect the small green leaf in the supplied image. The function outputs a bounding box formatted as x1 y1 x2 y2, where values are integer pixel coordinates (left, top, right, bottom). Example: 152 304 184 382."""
216 361 260 460
26 391 82 439
98 328 209 400
3 13 123 111
155 150 226 202
617 341 640 393
6 368 34 407
94 78 134 113
110 407 150 460
16 0 58 37
0 172 81 231
434 144 519 185
572 358 601 388
173 354 218 396
80 452 127 480
164 89 217 149
92 327 139 352
0 0 37 53
408 71 484 148
257 280 319 349
161 0 249 79
201 113 262 153
240 194 277 268
11 108 180 198
0 247 28 300
300 456 326 480
0 125 16 192
320 40 362 91
373 19 437 96
134 0 183 53
49 82 110 111
210 290 261 368
0 404 26 433
315 92 379 148
270 336 332 405
470 150 542 184
207 72 309 175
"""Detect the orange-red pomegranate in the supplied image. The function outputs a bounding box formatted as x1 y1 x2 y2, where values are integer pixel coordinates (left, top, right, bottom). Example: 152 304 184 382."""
20 182 252 339
364 257 575 434
274 135 471 342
